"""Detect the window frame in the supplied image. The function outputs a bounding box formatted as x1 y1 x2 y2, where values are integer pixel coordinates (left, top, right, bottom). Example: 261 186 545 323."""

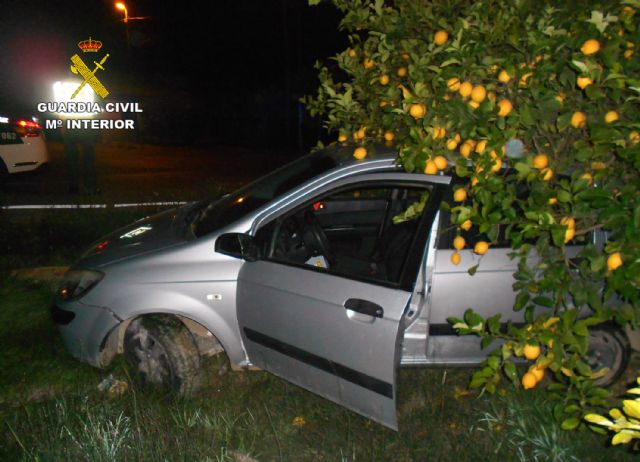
253 178 446 292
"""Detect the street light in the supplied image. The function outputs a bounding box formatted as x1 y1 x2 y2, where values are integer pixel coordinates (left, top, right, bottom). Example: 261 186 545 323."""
115 2 128 23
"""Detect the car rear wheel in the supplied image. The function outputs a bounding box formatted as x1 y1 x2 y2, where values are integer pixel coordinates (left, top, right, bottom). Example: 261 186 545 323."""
586 326 630 387
124 315 205 396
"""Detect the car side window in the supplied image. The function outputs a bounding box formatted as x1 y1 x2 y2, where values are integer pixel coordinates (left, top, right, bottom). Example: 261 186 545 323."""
255 184 433 286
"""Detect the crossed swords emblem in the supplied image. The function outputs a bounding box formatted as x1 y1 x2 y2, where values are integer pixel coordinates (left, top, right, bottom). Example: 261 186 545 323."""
70 53 110 99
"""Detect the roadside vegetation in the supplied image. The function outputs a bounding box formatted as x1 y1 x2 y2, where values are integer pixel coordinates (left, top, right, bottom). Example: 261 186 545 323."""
304 0 640 446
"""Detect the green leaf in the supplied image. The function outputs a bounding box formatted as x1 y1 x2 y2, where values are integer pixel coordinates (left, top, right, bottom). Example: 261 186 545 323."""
558 189 572 203
584 413 613 427
467 264 479 276
533 296 554 308
504 360 517 383
560 417 581 431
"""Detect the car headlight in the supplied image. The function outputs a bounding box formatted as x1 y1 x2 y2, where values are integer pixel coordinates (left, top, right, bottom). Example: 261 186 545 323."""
57 270 104 301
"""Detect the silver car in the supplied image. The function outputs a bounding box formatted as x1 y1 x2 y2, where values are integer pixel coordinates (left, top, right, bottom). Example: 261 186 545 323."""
53 146 630 430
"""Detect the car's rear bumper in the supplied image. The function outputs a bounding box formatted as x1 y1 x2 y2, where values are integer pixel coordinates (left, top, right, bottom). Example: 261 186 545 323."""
52 300 121 367
1 136 49 174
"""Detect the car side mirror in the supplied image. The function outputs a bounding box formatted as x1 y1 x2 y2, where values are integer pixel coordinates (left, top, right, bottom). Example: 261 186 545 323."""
215 233 258 261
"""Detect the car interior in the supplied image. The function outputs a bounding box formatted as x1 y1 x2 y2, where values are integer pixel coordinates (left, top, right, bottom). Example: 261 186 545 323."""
257 185 432 285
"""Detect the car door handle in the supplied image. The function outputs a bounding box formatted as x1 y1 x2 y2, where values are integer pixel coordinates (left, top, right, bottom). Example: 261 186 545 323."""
344 298 384 318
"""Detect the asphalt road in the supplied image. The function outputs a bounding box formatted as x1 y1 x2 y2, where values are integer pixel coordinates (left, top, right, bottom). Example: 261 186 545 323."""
1 142 296 205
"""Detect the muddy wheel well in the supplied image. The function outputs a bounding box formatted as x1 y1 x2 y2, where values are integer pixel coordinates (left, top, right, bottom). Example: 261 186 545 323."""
98 314 224 367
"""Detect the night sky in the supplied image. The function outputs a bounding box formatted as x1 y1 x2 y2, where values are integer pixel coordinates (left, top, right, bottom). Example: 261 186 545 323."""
0 0 347 147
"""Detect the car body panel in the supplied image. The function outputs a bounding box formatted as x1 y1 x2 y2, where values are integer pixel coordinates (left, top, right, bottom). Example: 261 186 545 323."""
0 117 49 174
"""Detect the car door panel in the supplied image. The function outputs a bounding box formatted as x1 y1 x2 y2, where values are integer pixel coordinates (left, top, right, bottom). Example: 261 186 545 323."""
236 172 451 430
237 260 411 429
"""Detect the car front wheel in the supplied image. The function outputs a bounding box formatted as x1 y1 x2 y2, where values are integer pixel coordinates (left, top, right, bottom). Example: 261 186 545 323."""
124 315 205 396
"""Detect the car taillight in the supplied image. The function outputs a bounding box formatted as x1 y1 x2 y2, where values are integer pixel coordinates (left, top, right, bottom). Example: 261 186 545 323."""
15 120 42 137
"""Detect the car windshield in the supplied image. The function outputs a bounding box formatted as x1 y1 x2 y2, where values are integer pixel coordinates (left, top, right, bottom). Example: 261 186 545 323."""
192 152 337 237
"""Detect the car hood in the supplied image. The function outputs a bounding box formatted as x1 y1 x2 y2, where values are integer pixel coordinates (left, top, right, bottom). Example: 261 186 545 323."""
77 207 192 268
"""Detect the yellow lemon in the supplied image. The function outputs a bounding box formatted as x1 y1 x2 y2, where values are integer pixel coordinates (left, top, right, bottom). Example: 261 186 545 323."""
397 67 407 77
630 131 640 144
498 70 511 83
459 142 473 159
561 216 575 229
491 158 503 173
354 127 366 140
577 76 593 89
434 30 449 46
446 138 459 150
519 72 532 87
471 85 487 103
447 77 461 91
497 99 513 117
353 147 367 160
523 344 541 361
453 188 467 202
469 100 480 109
581 39 601 55
379 101 389 108
384 131 395 142
548 197 558 205
533 154 548 169
607 252 623 271
571 111 587 128
604 111 619 123
474 241 489 255
591 161 606 170
379 74 390 85
450 251 461 265
453 236 466 250
338 133 347 142
522 371 538 389
581 172 593 185
625 49 634 59
459 81 473 98
529 365 545 383
434 155 448 170
461 220 472 231
364 58 375 69
541 167 554 181
347 48 357 58
424 160 438 174
475 139 488 154
433 126 446 139
409 103 427 119
402 52 410 60
565 227 576 243
470 176 479 186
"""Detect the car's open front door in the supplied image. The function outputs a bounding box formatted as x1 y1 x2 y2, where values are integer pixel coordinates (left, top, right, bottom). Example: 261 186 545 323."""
235 173 449 429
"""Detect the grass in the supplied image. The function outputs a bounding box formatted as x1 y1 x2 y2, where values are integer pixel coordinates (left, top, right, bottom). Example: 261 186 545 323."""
0 208 637 460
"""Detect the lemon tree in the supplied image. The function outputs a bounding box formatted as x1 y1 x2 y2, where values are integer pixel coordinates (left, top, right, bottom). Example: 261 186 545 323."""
304 0 640 431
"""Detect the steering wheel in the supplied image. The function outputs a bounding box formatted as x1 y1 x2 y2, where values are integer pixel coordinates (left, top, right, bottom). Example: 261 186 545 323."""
302 211 335 265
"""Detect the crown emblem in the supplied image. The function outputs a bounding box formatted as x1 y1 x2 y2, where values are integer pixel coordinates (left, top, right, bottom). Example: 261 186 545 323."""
78 37 102 53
